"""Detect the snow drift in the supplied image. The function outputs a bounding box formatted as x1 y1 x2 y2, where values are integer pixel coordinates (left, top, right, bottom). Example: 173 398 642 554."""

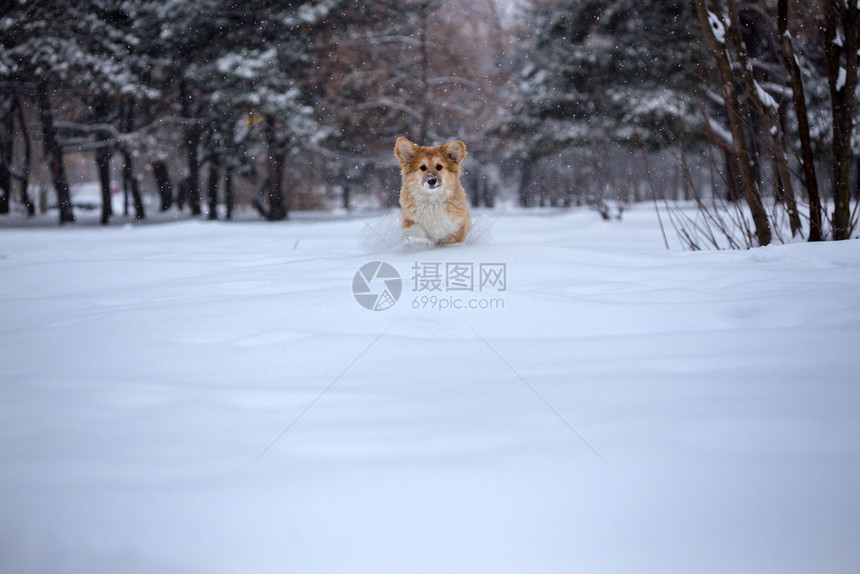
1 207 858 573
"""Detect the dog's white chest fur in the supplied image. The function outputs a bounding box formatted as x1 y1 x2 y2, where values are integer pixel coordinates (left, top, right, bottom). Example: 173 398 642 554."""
407 192 460 243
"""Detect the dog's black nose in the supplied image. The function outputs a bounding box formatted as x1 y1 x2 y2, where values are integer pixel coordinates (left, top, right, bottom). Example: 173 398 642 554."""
427 174 438 186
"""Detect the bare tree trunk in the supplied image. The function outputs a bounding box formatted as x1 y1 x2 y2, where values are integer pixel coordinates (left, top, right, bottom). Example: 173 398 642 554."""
176 178 187 210
342 183 351 211
120 99 144 220
518 160 533 207
180 80 202 216
855 157 860 200
703 118 743 202
779 0 822 241
92 98 113 225
723 150 743 202
224 168 234 220
694 0 771 246
483 177 495 208
468 170 480 207
96 141 112 225
152 161 173 211
206 159 220 220
120 147 144 220
18 98 33 215
131 166 144 220
0 96 13 214
0 95 32 214
0 96 14 215
724 0 801 237
252 175 270 218
264 116 288 221
417 0 430 143
37 81 74 224
265 151 287 221
825 1 859 240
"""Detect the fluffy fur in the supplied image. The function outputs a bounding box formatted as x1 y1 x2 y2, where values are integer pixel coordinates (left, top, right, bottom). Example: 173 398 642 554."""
394 137 471 246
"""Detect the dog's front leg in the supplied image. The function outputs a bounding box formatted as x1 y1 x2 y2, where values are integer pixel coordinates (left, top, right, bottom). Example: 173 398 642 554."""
402 222 434 247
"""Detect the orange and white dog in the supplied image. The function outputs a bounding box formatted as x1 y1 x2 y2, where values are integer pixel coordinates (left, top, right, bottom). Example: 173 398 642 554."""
394 137 471 246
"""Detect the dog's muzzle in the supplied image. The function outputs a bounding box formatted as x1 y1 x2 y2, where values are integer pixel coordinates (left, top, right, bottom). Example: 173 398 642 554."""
425 173 440 189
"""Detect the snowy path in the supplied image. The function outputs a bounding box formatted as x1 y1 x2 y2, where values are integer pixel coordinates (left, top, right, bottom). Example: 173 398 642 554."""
1 207 859 573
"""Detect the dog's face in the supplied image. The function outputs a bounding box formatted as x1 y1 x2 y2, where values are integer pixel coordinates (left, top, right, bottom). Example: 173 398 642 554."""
394 137 467 195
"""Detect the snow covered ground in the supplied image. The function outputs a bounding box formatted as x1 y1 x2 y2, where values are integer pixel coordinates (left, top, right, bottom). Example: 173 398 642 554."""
1 205 859 573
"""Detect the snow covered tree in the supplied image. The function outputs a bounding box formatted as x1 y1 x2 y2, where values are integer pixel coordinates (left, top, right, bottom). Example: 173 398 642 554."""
137 0 338 220
504 0 704 205
695 0 772 246
513 1 703 150
691 0 860 244
0 0 147 224
213 49 321 220
135 0 231 216
778 0 823 241
824 0 859 240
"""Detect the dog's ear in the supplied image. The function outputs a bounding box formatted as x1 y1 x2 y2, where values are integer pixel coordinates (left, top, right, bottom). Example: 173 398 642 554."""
442 140 467 164
395 137 418 166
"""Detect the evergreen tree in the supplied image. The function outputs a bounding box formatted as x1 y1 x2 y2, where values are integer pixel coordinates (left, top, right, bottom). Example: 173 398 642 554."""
137 0 339 220
0 0 148 224
507 0 704 165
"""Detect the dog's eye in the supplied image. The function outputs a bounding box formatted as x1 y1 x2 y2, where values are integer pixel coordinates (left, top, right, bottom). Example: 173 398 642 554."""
420 165 427 171
436 164 443 171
